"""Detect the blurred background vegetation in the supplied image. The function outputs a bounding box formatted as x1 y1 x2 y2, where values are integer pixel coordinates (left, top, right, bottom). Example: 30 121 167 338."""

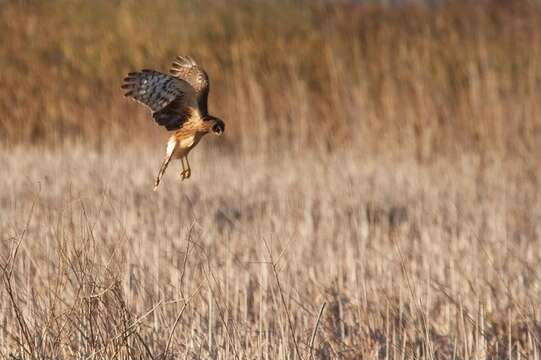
0 0 539 160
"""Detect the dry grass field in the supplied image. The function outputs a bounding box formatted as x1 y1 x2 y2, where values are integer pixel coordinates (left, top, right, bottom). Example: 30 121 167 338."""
0 0 540 359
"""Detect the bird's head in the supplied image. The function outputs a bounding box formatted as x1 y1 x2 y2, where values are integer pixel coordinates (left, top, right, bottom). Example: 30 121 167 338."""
209 117 225 136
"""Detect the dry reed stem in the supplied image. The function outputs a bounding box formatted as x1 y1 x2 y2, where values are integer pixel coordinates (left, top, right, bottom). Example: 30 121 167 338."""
308 302 326 360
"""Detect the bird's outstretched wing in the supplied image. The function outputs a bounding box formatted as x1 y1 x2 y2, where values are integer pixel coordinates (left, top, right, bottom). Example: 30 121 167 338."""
121 69 198 130
169 56 210 115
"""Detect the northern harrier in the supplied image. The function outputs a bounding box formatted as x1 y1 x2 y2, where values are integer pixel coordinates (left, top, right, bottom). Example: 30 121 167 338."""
121 56 225 190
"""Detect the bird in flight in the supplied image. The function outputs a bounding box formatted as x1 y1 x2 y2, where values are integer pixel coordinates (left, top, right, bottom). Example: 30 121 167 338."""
121 56 225 190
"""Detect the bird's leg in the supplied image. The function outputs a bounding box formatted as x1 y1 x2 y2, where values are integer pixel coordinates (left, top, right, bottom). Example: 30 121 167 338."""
179 157 187 180
184 155 191 179
154 139 176 191
154 153 173 190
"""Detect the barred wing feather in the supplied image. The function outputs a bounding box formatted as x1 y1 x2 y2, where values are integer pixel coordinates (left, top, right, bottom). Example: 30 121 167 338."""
169 56 210 115
122 70 198 130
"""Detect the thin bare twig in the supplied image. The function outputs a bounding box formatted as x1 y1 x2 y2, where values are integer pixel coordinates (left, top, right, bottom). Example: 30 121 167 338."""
309 302 326 360
202 262 240 360
263 239 303 360
1 197 38 358
178 221 195 301
162 284 202 359
84 299 164 360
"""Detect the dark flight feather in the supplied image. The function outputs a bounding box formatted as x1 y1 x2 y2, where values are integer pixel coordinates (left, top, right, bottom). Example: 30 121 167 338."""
122 69 198 130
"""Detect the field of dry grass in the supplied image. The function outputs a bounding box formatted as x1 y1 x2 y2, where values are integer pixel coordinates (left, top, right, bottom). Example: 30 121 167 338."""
1 145 538 359
0 0 540 359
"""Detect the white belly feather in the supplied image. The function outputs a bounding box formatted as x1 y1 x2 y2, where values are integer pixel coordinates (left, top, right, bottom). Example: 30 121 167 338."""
167 133 205 160
179 135 195 148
